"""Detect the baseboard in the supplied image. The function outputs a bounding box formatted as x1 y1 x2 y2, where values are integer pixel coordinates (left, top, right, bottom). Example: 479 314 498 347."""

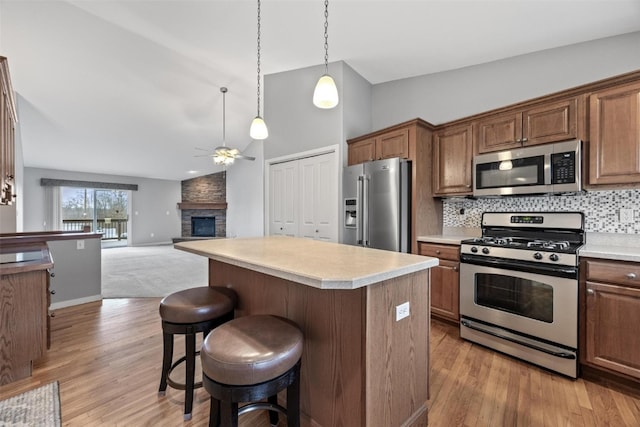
50 294 102 310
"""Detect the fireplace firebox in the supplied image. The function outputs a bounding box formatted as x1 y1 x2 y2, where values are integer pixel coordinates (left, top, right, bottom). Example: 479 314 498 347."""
191 216 215 237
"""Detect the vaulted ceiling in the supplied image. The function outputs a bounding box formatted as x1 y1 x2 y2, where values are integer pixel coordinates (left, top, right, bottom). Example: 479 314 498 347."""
2 1 640 181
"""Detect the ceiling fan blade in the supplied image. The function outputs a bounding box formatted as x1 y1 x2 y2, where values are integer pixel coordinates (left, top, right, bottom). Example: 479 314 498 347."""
235 153 256 161
194 146 214 152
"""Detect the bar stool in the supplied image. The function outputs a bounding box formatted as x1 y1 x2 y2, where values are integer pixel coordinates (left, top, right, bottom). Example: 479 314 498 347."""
158 286 237 421
200 314 303 427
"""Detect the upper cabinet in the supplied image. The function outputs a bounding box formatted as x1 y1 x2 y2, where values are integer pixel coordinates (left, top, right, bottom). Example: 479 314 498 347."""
347 128 409 166
476 97 579 154
588 81 640 186
433 123 473 196
1 57 18 206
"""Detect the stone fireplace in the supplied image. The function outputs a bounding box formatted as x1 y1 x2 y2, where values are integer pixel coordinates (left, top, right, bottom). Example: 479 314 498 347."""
175 172 227 241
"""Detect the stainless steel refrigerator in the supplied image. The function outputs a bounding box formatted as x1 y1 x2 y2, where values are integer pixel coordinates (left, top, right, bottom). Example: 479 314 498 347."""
342 158 411 252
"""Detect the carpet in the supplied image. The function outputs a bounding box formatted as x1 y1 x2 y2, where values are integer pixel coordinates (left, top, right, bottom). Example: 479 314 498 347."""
0 381 61 427
101 244 208 298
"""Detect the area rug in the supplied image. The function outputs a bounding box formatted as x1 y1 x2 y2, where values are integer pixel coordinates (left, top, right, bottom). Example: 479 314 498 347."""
0 381 61 426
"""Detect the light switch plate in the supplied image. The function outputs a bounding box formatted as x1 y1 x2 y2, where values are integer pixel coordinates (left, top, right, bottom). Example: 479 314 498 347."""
77 240 85 250
620 208 634 224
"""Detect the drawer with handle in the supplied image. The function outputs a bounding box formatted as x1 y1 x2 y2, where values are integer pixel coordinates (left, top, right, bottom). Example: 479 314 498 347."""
418 243 460 261
585 259 640 288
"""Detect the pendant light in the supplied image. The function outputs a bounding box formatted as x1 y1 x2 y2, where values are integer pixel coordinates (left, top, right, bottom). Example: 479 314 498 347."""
249 0 269 140
313 0 339 109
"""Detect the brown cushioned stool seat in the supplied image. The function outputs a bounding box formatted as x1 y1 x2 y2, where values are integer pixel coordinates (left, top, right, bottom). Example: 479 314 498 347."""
158 286 237 421
201 315 303 427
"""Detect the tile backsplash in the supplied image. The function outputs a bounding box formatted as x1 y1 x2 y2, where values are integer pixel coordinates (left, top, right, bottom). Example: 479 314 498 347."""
443 189 640 234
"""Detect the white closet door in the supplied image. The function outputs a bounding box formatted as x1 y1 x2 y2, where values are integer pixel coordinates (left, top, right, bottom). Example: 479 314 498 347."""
298 152 338 242
269 161 298 237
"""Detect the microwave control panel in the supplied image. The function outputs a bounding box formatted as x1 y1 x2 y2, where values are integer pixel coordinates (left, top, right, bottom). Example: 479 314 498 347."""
551 151 576 184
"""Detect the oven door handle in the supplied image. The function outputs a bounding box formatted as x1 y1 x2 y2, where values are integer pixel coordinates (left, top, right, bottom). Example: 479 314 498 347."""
461 319 576 360
460 254 578 278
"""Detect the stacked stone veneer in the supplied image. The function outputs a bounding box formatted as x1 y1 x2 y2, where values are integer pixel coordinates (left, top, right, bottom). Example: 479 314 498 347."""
180 172 226 238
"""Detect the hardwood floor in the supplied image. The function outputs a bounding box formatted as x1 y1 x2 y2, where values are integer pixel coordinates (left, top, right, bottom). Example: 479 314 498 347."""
0 298 638 426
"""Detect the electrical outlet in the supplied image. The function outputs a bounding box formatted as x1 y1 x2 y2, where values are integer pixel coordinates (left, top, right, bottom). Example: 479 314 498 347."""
77 240 85 250
396 302 410 321
620 208 634 224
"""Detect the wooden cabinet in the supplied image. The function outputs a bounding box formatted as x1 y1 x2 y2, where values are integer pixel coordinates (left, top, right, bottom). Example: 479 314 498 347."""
433 123 473 196
581 259 640 381
418 242 460 322
476 97 579 154
588 81 640 186
0 242 52 385
347 128 409 165
1 57 17 206
347 120 442 254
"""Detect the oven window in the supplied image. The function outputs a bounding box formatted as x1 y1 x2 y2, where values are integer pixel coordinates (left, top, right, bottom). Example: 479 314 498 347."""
475 273 553 323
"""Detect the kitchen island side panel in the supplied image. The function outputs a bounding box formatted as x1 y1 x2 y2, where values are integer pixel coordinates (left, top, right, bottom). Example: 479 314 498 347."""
208 259 366 427
207 259 430 427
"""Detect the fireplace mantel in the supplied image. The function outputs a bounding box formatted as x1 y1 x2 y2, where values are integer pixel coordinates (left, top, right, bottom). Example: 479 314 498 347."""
177 202 228 210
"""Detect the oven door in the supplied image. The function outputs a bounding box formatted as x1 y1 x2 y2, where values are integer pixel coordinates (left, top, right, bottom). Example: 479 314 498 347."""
459 258 577 348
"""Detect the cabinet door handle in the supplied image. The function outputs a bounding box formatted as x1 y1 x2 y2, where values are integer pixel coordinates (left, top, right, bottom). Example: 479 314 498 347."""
626 273 637 279
586 288 595 295
435 250 441 255
521 137 528 143
453 266 459 272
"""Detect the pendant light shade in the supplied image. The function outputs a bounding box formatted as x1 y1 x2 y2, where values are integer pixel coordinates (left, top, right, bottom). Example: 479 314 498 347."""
313 0 338 109
250 116 269 140
250 0 269 140
313 74 339 109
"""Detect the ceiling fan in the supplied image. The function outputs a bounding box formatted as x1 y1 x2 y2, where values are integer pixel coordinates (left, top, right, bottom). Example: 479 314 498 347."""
195 87 255 166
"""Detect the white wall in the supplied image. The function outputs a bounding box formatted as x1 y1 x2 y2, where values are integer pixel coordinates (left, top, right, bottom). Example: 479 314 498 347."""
372 31 640 128
23 167 181 245
226 140 265 238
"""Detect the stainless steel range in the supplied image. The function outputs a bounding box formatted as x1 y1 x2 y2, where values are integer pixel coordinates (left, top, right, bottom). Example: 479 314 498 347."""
459 212 584 378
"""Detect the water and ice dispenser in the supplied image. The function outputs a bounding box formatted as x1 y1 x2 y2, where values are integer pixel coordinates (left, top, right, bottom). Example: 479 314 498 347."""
344 198 357 228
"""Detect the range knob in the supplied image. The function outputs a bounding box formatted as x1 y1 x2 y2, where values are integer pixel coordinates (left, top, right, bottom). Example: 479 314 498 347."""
549 254 559 262
482 247 490 255
533 252 543 260
470 246 478 253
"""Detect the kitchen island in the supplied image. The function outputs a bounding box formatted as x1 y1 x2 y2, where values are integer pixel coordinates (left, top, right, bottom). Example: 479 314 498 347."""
175 236 438 427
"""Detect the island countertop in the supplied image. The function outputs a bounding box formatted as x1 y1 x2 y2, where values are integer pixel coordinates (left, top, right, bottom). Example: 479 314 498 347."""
175 235 438 290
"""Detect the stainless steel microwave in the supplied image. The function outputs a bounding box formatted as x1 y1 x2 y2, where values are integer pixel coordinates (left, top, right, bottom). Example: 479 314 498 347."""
473 139 582 197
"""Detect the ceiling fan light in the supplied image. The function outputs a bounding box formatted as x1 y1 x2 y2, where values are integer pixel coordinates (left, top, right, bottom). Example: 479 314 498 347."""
313 74 339 109
250 116 269 140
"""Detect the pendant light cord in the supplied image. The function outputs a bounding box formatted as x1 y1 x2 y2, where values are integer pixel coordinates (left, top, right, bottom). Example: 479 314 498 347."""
323 0 329 74
256 0 262 117
221 87 227 146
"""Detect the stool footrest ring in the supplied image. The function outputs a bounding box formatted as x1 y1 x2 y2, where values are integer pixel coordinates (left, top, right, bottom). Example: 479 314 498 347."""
166 352 203 391
237 401 287 418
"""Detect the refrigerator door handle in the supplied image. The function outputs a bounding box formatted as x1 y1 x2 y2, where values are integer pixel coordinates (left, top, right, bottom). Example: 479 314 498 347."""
357 176 364 245
362 175 369 247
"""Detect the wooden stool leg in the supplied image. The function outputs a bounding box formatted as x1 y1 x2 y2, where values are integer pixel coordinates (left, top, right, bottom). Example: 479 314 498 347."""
267 395 279 426
209 396 220 427
184 331 196 420
158 330 173 395
287 366 301 427
221 399 239 427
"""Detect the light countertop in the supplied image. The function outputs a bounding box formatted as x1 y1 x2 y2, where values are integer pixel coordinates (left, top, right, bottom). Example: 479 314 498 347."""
417 227 481 245
579 233 640 263
175 236 438 290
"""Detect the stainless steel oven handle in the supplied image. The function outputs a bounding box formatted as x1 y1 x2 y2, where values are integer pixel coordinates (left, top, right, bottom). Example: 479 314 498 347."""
460 319 576 360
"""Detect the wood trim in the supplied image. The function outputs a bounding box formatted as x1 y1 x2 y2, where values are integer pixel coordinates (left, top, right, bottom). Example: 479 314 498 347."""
40 178 138 191
346 118 434 144
0 56 17 123
177 202 227 210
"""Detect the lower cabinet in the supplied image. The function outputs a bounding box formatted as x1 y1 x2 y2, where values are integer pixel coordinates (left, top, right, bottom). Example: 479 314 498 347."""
418 242 460 322
582 258 640 381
